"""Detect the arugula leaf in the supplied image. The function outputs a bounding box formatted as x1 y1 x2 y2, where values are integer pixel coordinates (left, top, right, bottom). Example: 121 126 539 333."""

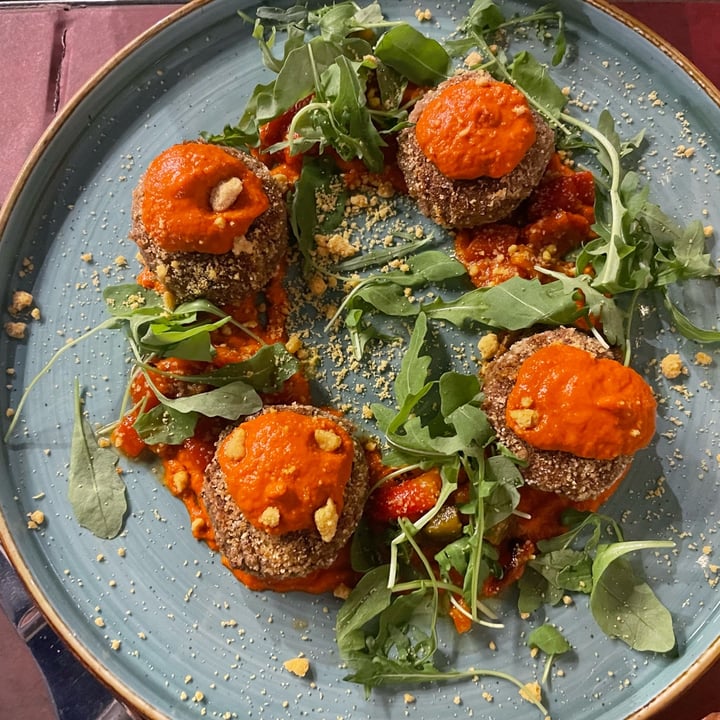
651 215 719 285
374 24 450 86
292 54 386 170
104 285 250 362
204 343 299 391
401 312 433 398
528 624 572 656
336 565 394 656
528 547 594 595
422 276 585 330
482 455 523 528
330 251 466 357
133 404 199 446
662 289 720 343
345 308 390 358
517 566 565 614
69 381 126 539
533 269 627 346
340 547 549 717
519 511 676 652
290 156 346 274
103 283 165 316
261 38 351 127
309 1 390 41
129 342 295 446
151 381 261 418
591 541 676 652
248 16 307 74
528 624 572 684
509 50 568 120
460 0 506 33
139 314 231 362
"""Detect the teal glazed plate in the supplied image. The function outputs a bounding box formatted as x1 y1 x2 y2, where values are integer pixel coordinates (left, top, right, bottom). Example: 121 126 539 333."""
1 1 719 719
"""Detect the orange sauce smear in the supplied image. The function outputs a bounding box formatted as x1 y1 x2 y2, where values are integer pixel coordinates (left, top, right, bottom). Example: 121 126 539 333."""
252 96 311 185
514 468 628 544
506 344 657 460
455 154 597 287
140 142 269 254
415 75 537 179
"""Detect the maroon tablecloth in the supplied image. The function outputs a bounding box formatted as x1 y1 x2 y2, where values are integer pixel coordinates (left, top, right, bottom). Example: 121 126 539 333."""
0 2 719 719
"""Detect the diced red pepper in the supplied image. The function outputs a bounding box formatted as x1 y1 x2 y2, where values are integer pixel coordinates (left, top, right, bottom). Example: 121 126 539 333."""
366 469 442 523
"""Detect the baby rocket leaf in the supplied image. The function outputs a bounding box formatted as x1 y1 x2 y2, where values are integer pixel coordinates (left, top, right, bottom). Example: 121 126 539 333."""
590 541 676 652
422 276 585 330
528 624 572 656
133 405 199 446
146 380 262 420
69 381 126 539
374 24 450 86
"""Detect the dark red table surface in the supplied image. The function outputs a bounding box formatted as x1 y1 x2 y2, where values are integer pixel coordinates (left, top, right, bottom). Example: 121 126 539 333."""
0 2 719 719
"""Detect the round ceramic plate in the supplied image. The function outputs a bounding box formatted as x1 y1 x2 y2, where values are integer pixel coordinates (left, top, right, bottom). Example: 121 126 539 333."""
1 1 719 719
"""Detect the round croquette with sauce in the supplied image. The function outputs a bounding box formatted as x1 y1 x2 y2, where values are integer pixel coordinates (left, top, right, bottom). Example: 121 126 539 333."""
397 71 556 228
202 405 370 582
130 141 288 306
481 327 654 501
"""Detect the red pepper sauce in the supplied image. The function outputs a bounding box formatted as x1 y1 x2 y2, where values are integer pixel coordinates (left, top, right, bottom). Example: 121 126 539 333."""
140 142 270 254
506 344 657 460
223 543 361 595
455 154 596 286
216 410 354 535
252 96 313 185
416 75 537 180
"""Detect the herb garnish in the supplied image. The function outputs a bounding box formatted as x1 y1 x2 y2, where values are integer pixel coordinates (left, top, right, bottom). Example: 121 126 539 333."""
69 380 126 539
518 510 675 652
221 0 719 372
208 1 449 170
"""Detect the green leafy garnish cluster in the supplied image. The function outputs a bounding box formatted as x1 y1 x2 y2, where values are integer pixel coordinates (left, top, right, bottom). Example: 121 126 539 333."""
519 510 675 653
6 284 298 538
103 284 298 446
207 1 451 171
